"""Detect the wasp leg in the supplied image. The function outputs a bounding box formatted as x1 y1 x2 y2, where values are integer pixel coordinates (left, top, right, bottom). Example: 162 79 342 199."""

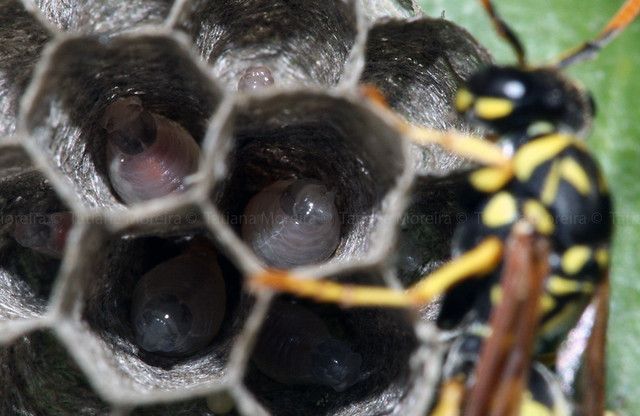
477 0 526 66
360 84 513 170
578 271 609 416
430 378 466 416
554 0 640 68
406 125 513 170
250 236 503 308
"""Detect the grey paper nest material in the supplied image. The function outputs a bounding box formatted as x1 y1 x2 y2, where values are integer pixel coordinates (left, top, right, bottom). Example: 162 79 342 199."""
0 0 492 415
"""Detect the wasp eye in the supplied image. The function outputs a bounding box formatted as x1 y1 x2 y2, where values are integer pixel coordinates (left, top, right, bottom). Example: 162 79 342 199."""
102 97 201 204
238 66 275 91
130 246 226 357
241 179 341 268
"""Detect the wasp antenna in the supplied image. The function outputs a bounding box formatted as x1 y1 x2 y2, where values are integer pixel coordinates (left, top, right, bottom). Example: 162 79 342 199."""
554 0 640 68
479 0 526 66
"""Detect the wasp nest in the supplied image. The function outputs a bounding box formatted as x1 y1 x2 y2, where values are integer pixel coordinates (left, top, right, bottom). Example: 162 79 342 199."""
0 0 491 415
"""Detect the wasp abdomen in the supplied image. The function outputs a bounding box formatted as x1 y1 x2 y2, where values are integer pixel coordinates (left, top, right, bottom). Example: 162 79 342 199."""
102 96 200 204
252 301 361 392
13 212 74 258
241 179 341 268
130 245 226 357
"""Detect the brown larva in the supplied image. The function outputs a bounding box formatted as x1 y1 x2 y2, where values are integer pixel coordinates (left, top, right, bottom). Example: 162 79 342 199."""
101 96 200 204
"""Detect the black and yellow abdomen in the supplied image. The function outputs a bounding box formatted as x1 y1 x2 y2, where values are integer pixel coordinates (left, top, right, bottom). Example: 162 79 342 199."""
438 133 612 356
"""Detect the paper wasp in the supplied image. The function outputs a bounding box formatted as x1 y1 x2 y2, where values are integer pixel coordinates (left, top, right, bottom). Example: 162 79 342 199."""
249 0 640 414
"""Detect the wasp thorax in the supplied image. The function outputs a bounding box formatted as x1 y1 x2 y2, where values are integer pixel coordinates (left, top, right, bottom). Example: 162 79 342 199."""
241 179 341 269
102 97 201 204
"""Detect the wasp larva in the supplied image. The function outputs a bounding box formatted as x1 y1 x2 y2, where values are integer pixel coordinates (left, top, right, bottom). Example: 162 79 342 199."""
102 96 200 204
12 212 74 258
252 300 361 392
242 179 341 268
130 244 226 357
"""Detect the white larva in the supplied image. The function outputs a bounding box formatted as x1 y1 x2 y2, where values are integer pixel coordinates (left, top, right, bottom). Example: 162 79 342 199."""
101 96 200 204
241 179 341 268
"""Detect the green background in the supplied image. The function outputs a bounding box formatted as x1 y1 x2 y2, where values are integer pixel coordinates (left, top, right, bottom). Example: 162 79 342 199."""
418 0 640 413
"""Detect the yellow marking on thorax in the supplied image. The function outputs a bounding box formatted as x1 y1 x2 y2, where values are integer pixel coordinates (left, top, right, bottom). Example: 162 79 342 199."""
523 200 555 235
527 121 555 137
546 275 595 296
470 166 514 192
474 97 514 120
561 246 592 275
482 191 518 227
540 159 561 205
514 135 573 182
455 88 474 112
559 157 591 195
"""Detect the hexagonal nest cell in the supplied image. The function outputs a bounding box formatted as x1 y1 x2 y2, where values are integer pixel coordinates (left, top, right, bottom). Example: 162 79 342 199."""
0 145 70 320
176 0 359 90
0 0 495 415
213 91 410 267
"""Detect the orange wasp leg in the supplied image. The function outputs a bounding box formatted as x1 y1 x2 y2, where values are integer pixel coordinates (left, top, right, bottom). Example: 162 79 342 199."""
250 236 503 308
554 0 640 68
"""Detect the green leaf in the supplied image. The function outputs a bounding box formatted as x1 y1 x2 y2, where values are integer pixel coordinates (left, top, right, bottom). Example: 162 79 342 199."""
418 1 640 413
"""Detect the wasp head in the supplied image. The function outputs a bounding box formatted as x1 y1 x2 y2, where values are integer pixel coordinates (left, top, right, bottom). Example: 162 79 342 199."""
455 66 594 143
